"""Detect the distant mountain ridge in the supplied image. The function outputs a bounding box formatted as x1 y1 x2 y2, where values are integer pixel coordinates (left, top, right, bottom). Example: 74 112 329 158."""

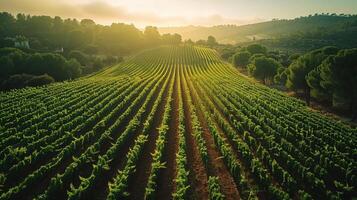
158 14 357 44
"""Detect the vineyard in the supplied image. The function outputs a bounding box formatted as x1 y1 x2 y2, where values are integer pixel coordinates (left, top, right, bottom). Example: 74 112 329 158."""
0 46 356 200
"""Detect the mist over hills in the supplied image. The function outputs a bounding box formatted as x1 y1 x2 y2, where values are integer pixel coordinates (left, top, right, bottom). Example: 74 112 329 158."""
159 14 357 46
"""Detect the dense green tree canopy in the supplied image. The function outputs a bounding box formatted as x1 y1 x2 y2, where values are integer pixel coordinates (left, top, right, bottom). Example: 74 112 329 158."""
144 26 161 47
274 67 288 85
207 35 218 46
0 48 81 82
232 51 251 68
248 56 281 84
68 50 89 66
318 48 357 118
286 46 338 104
0 12 183 56
162 33 182 45
247 44 267 55
0 12 186 90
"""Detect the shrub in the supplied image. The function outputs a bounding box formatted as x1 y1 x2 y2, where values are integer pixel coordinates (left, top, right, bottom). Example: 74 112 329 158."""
1 74 34 89
68 50 89 66
27 74 55 87
232 51 251 68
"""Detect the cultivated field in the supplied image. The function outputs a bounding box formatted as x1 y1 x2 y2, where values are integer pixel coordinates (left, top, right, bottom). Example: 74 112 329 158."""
0 46 355 200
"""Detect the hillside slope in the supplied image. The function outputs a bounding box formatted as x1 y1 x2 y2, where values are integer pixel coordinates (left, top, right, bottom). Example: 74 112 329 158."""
0 46 356 200
159 15 357 45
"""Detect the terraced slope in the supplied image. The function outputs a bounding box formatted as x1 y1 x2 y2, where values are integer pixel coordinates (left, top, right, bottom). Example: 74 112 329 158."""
0 46 356 200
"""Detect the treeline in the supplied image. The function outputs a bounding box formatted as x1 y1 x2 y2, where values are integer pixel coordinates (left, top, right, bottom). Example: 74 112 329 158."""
0 12 182 55
159 14 357 44
255 20 357 52
0 48 78 89
0 12 183 90
231 44 357 119
0 47 123 90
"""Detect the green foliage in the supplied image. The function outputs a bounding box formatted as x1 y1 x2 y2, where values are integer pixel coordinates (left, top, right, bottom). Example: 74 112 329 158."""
248 56 281 84
0 173 5 191
162 33 182 45
0 56 14 78
318 48 357 117
65 59 82 79
0 12 183 56
145 73 174 200
248 53 265 63
268 186 290 200
0 46 121 90
107 135 148 199
172 82 190 200
68 50 89 66
0 46 355 200
1 73 55 89
247 44 267 55
159 14 357 46
27 74 55 87
208 176 225 200
287 46 338 104
274 67 288 85
207 35 218 46
144 26 161 47
232 51 251 68
0 49 82 82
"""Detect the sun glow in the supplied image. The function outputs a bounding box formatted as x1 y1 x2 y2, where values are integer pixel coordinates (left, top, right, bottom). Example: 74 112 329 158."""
0 0 356 27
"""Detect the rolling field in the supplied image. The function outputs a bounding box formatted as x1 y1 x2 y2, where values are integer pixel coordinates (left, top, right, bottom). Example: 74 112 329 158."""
0 46 356 200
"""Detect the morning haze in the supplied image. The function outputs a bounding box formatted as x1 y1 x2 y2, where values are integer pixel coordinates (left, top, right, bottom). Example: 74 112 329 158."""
0 1 356 200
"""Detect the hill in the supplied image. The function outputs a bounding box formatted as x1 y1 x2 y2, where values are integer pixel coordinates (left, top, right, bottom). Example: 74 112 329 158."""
0 46 355 199
159 14 357 45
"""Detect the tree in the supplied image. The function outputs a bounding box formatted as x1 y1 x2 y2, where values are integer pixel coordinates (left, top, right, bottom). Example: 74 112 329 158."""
247 44 267 55
162 33 182 45
92 57 104 71
80 19 95 26
286 46 338 105
0 56 14 79
249 53 265 63
184 39 194 45
196 40 206 45
232 51 251 68
274 67 288 85
1 73 55 90
1 74 34 89
144 26 161 47
207 35 217 46
0 12 16 37
65 59 82 79
66 30 87 50
220 47 236 60
306 65 331 102
288 53 300 63
83 44 98 55
248 56 281 84
0 48 27 74
68 50 89 66
27 74 55 86
172 33 182 45
0 38 14 48
318 48 357 119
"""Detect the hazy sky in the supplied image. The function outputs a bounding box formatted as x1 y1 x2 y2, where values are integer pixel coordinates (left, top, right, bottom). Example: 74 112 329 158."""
1 0 357 27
